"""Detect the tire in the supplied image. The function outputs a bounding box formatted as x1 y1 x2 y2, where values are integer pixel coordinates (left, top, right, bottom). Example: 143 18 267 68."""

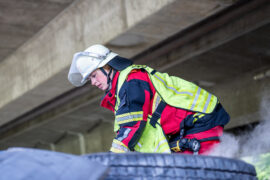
86 153 257 180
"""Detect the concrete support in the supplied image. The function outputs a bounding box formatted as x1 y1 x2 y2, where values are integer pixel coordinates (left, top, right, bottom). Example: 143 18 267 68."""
54 131 85 155
84 122 114 153
35 122 114 154
66 131 86 154
55 137 80 154
213 71 270 129
34 141 56 151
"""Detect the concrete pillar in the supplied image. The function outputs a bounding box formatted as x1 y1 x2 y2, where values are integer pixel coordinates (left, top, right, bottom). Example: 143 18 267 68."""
84 122 114 153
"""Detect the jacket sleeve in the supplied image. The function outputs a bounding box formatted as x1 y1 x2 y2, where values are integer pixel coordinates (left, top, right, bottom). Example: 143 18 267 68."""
110 76 153 153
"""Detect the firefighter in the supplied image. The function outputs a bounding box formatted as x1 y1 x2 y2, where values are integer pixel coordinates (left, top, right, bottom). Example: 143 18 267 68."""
68 44 230 154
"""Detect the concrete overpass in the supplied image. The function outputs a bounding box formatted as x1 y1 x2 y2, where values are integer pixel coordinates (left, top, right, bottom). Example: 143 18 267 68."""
0 0 269 154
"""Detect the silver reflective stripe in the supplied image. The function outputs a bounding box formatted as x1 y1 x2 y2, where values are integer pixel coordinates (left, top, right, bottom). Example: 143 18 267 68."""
154 74 193 96
117 128 131 141
116 113 143 123
154 139 167 152
155 95 161 111
112 142 130 152
190 87 201 110
137 142 142 148
202 93 212 113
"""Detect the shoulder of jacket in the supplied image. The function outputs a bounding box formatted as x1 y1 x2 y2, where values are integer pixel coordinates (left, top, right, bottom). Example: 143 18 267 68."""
126 69 149 81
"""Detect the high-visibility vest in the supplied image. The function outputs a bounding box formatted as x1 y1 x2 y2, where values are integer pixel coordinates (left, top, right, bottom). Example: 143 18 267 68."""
114 65 218 153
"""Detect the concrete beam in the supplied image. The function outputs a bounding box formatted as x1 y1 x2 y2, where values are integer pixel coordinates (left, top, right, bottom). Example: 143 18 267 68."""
0 0 174 125
134 0 270 71
0 86 102 141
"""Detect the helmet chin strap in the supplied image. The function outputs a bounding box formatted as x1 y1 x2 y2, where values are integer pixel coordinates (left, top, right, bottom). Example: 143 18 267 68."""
99 67 114 91
99 67 108 77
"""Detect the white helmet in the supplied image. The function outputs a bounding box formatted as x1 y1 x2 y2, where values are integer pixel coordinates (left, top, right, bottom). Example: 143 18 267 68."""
68 44 118 87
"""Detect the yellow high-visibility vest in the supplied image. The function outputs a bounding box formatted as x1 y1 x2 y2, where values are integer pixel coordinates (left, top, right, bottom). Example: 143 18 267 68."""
113 65 218 153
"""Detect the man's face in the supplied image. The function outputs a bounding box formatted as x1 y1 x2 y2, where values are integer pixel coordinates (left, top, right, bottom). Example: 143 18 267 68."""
87 69 108 91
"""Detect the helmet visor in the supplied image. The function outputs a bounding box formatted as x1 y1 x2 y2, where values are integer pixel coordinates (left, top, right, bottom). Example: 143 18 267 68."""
68 51 106 87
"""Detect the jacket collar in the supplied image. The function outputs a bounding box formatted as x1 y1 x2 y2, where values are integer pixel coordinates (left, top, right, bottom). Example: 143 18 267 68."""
100 71 119 112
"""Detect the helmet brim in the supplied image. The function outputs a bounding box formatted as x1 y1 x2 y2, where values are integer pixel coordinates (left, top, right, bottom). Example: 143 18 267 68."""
107 56 133 71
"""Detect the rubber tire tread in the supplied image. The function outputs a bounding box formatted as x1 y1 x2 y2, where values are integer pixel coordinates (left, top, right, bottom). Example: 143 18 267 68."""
86 153 257 180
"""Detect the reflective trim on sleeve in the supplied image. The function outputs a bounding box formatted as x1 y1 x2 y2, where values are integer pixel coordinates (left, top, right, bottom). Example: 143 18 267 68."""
137 142 142 148
110 147 125 153
190 87 201 111
154 74 193 96
152 94 161 112
116 111 143 124
162 150 172 153
110 139 130 153
154 139 168 153
202 93 212 113
117 128 131 142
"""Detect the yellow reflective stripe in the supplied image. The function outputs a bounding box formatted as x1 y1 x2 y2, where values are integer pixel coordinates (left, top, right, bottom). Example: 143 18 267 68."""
193 117 198 124
132 64 146 69
198 114 205 118
205 95 215 113
113 139 129 148
157 141 171 153
116 111 143 118
110 147 125 153
116 111 143 124
111 139 130 152
110 144 129 152
162 150 172 153
154 74 193 96
115 94 120 112
192 112 206 124
159 145 171 153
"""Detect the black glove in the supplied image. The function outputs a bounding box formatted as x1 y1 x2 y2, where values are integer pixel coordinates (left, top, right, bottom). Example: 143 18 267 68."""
170 138 200 153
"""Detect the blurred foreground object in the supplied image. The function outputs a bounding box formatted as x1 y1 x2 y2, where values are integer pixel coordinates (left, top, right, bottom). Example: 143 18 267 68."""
0 148 107 180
